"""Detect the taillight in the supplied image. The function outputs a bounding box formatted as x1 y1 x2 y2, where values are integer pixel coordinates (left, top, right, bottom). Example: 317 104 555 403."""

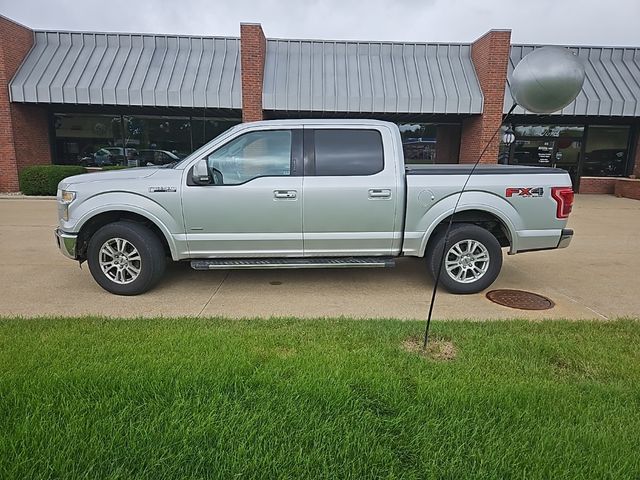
551 187 574 219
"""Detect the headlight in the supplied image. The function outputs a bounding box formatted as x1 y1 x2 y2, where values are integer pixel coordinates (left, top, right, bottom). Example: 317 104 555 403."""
59 190 76 221
60 190 76 204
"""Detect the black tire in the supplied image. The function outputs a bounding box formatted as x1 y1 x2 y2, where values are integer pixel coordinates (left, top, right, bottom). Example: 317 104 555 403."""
426 223 503 294
87 221 166 295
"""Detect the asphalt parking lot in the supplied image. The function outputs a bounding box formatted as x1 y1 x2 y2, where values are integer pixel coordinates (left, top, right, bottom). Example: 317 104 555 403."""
0 194 638 320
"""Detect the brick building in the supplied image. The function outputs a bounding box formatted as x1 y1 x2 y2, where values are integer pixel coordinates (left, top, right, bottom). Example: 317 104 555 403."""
1 14 639 193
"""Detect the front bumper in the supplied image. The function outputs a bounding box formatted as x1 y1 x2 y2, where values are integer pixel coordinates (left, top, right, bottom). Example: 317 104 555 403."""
55 228 78 260
557 228 573 249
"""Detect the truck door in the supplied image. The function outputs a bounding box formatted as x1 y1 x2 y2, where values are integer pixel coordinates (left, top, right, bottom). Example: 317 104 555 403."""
302 126 401 256
182 128 303 257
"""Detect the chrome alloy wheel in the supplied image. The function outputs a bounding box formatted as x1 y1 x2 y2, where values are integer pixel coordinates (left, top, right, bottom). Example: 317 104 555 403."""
98 237 142 285
444 239 490 284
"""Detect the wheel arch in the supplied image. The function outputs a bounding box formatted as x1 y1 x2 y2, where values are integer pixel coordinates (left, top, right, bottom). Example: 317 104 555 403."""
426 209 513 254
412 192 521 257
76 210 175 262
418 201 519 258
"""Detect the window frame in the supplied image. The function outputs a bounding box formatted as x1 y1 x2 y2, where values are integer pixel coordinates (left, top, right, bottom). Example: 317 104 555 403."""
187 128 303 187
304 128 385 177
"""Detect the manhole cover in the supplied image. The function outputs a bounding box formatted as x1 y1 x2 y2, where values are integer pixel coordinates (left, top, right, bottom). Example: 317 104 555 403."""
269 281 283 286
486 289 555 310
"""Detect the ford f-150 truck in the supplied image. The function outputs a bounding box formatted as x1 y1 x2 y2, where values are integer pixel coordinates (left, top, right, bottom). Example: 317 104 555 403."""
55 119 574 296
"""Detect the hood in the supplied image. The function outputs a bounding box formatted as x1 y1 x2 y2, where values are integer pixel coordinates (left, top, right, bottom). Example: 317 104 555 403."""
61 167 160 186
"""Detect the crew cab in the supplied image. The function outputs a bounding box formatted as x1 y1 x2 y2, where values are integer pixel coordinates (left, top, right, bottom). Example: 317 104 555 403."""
55 119 574 296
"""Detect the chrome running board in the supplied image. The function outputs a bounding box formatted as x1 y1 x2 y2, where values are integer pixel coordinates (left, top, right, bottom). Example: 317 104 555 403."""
190 256 395 270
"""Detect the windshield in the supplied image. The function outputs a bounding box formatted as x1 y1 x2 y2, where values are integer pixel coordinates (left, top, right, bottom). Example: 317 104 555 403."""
172 124 242 169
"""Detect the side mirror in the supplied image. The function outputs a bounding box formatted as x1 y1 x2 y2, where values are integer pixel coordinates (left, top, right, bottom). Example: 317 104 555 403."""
192 159 211 185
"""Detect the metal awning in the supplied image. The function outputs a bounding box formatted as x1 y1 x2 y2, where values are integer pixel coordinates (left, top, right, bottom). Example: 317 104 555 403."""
505 45 640 116
9 31 242 109
263 39 483 114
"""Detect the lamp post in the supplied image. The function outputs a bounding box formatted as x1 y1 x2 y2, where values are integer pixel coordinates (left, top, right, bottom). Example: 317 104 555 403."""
498 126 516 165
502 126 516 146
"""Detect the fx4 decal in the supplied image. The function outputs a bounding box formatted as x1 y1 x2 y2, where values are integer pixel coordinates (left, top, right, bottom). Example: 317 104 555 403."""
506 187 544 198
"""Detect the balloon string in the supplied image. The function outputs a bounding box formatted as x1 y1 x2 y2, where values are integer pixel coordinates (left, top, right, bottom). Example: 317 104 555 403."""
423 103 518 349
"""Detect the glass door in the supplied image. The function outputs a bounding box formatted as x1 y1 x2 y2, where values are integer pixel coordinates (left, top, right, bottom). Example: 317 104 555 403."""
511 137 581 188
552 137 581 187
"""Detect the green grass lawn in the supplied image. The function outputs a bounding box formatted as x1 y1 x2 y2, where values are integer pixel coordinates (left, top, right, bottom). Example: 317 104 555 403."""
1 317 639 479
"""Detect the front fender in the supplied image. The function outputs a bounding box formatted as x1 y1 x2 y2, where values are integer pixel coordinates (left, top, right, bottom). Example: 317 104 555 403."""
415 191 522 256
63 192 186 260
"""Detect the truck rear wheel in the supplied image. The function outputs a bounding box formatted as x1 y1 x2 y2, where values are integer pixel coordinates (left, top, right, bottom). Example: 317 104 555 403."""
87 221 166 295
426 224 502 294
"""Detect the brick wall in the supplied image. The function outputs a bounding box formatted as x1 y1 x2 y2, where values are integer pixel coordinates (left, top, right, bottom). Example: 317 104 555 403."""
459 30 511 164
614 178 640 200
578 177 617 194
0 15 51 192
240 23 266 123
12 103 50 171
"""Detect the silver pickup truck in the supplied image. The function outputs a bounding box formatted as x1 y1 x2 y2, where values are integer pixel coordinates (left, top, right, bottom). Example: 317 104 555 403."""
55 119 574 296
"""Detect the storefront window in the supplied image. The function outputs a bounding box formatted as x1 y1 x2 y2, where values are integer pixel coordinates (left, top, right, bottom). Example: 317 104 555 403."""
191 118 240 150
398 123 437 164
54 114 124 166
53 113 241 166
583 126 630 177
122 116 192 166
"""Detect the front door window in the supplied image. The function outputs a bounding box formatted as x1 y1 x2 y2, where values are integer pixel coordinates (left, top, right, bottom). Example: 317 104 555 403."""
206 130 292 185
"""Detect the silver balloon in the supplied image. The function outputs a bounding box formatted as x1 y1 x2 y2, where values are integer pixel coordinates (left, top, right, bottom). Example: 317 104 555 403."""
511 46 586 114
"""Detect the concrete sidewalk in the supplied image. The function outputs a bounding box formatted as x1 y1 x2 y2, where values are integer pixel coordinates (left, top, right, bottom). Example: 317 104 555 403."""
0 195 638 320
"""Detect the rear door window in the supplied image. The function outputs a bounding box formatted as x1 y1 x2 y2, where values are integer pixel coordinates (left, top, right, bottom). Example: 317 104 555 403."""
313 129 384 176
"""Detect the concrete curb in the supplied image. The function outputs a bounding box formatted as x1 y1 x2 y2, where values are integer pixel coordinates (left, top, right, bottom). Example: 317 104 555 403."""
0 194 56 200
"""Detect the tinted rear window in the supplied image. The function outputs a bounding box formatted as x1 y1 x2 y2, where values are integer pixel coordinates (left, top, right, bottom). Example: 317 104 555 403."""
314 129 384 176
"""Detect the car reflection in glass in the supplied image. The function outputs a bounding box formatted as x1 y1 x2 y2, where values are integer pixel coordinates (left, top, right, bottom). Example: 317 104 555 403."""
137 149 182 166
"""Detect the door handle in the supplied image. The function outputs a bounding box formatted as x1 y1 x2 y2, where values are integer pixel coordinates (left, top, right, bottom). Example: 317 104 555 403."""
274 190 297 199
368 188 392 199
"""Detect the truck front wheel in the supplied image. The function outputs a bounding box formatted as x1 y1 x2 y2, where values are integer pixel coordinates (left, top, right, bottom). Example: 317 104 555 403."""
426 224 503 294
87 221 166 295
